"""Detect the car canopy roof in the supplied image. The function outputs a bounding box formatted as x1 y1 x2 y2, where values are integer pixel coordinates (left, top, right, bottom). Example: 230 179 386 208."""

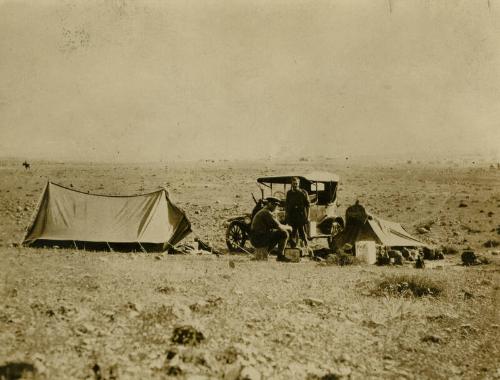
257 171 340 184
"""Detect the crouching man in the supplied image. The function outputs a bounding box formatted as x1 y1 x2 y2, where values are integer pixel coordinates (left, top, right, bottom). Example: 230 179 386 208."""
250 197 292 262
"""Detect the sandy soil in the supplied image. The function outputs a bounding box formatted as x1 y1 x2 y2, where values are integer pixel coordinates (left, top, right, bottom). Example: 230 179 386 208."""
0 158 499 379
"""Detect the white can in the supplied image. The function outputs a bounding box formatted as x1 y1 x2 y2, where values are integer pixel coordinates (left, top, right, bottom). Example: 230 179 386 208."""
355 241 377 264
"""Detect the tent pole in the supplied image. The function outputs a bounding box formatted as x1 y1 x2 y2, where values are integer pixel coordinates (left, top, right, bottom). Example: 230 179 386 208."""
137 241 148 254
73 241 78 250
162 240 176 253
105 241 114 252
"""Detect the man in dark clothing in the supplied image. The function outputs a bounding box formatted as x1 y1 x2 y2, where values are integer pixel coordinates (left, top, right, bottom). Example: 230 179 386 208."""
285 177 310 248
345 200 367 227
250 197 291 261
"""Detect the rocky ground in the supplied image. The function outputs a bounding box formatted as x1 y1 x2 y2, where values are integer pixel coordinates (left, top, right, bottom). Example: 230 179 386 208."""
0 158 499 379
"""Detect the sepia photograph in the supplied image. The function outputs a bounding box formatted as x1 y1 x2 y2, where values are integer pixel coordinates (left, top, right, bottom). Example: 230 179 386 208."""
0 0 499 379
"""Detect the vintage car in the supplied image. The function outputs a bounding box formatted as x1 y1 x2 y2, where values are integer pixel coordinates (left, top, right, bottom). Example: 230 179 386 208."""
225 172 344 252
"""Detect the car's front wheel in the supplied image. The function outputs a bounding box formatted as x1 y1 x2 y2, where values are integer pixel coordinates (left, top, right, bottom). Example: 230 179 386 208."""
225 221 248 252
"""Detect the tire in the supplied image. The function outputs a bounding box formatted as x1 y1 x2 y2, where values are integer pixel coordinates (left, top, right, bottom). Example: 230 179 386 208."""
225 221 247 252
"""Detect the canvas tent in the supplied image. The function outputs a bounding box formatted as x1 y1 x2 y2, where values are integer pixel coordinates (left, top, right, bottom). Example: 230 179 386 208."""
332 202 425 252
23 182 191 252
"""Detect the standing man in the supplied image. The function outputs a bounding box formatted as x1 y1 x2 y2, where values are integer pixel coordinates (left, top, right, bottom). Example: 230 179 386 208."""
250 197 292 262
285 177 310 249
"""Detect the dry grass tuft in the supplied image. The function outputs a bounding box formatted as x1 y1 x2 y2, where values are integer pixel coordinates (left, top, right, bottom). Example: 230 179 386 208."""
375 274 444 297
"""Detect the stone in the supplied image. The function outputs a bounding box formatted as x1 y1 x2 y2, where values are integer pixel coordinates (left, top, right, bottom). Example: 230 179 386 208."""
421 334 442 343
303 298 324 307
224 363 242 380
239 366 261 380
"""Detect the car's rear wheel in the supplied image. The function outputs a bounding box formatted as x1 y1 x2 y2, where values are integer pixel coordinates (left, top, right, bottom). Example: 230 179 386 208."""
226 221 247 252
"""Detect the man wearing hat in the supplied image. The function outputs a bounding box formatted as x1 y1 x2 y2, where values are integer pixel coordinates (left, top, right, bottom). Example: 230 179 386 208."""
250 197 292 262
285 177 310 249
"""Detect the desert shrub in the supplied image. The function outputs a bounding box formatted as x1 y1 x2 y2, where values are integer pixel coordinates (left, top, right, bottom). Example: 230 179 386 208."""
483 239 499 248
326 253 360 266
171 325 205 346
139 304 176 326
461 250 477 266
375 274 444 297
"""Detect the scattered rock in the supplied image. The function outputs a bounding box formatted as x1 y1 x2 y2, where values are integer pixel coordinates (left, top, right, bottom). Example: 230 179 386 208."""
417 227 430 234
239 366 261 380
463 291 474 300
338 353 351 363
303 298 324 307
224 363 242 380
156 285 176 294
421 334 442 343
458 202 468 208
165 365 183 376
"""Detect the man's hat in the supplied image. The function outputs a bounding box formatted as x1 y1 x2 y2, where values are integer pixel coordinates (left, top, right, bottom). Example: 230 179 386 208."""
265 196 281 205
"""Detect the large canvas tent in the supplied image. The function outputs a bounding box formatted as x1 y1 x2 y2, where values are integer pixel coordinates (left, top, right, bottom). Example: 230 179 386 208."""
22 182 191 252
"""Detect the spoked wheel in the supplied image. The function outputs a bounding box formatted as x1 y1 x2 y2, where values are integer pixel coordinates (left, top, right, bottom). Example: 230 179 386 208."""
226 221 247 252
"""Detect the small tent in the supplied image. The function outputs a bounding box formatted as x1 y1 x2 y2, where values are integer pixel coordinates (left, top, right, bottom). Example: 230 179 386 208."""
22 182 191 252
332 202 425 252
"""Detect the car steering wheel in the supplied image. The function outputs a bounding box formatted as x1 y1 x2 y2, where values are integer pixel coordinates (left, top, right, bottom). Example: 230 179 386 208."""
273 191 285 200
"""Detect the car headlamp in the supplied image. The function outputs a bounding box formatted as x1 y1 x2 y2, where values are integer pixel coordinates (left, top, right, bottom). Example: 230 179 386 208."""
244 216 252 225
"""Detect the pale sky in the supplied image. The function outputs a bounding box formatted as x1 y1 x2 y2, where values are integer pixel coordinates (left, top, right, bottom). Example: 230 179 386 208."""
1 0 499 162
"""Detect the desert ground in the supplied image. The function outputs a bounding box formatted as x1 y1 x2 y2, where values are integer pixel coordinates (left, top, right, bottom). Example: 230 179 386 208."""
0 158 499 380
